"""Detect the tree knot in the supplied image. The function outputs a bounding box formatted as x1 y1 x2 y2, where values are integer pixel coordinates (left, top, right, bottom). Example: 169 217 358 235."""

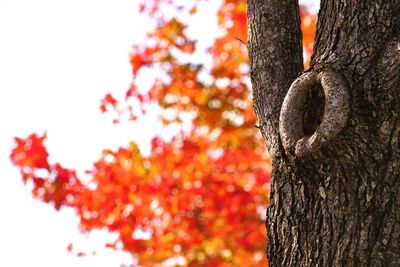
279 70 350 158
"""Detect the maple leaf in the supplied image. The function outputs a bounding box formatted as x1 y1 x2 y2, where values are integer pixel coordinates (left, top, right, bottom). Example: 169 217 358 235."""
10 133 50 171
100 93 118 113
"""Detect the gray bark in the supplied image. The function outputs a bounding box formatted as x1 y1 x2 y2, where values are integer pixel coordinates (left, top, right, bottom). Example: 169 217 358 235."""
247 0 400 266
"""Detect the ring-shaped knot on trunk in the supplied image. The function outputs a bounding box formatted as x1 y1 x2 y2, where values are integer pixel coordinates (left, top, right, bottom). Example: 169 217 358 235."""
279 70 350 158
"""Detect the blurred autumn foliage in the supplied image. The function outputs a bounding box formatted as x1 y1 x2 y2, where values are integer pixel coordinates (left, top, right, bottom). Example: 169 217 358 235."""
10 1 315 266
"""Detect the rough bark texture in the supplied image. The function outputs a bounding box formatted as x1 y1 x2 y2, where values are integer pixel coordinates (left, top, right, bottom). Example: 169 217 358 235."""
248 0 400 266
247 0 304 159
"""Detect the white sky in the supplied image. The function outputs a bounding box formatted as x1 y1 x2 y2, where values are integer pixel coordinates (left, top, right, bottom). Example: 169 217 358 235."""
0 0 318 266
0 0 153 266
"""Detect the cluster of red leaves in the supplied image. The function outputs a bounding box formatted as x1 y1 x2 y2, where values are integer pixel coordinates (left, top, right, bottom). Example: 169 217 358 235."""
10 133 82 210
10 1 315 266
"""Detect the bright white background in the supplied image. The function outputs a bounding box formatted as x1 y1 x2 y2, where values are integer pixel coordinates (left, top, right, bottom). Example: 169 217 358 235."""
0 0 318 266
0 0 152 266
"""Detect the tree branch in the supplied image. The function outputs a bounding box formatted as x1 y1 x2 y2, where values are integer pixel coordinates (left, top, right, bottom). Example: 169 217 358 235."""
247 0 303 158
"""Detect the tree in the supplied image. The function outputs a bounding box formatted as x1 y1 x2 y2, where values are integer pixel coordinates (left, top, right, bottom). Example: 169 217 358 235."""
9 1 316 266
248 0 400 266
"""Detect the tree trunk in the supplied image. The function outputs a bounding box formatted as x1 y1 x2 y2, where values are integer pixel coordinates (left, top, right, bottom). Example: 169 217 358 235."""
247 0 400 266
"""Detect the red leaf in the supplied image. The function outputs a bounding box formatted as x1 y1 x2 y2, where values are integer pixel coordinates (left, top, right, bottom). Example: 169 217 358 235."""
100 93 118 113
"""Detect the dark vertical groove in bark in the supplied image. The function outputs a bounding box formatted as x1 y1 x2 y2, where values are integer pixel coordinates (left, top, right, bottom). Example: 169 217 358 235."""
248 0 400 266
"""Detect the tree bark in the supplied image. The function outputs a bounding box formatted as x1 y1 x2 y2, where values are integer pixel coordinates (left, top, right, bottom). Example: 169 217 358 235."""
247 0 400 266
